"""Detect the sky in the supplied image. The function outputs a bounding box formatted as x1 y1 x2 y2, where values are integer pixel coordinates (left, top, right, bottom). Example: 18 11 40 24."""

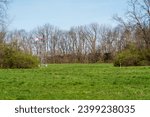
8 0 128 31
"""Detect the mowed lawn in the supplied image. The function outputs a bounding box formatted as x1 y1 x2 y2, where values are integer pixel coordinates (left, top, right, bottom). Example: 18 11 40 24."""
0 64 150 100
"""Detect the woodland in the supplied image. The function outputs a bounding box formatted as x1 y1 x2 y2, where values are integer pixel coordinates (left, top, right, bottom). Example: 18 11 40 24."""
0 0 149 68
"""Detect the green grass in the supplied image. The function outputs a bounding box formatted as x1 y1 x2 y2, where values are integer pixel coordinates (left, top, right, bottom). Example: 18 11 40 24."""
0 64 150 100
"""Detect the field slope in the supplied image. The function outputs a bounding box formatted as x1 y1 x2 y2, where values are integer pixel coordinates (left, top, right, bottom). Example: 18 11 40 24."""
0 64 150 100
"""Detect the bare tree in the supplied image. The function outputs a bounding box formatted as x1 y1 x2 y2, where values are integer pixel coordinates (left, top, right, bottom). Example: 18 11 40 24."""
0 0 9 43
114 0 150 49
0 0 9 25
127 0 150 48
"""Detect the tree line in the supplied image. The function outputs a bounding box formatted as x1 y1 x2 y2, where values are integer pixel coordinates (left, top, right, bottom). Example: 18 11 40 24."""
6 24 123 63
0 0 150 68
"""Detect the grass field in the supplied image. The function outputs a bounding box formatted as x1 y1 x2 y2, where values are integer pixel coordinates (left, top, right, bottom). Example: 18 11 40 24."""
0 64 150 100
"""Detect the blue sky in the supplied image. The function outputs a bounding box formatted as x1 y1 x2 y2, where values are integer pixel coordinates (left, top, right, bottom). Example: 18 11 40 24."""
8 0 128 31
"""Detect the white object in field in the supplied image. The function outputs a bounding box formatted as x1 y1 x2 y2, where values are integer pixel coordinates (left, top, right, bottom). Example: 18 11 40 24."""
39 64 48 67
34 38 39 41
